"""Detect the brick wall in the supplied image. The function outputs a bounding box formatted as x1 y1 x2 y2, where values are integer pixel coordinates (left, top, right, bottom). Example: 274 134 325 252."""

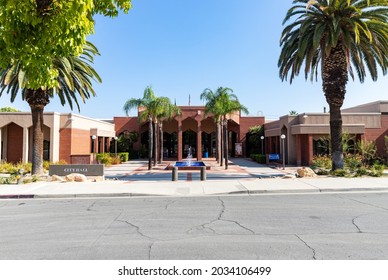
364 115 388 157
71 129 91 155
59 128 72 163
239 117 265 156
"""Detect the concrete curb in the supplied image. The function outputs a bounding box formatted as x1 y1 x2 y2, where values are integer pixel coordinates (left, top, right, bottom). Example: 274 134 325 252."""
1 187 388 200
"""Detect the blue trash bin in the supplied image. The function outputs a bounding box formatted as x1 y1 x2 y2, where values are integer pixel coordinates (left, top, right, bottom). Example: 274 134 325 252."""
204 152 208 158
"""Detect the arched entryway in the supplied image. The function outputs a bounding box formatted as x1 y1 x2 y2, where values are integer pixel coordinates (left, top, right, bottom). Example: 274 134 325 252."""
182 129 196 157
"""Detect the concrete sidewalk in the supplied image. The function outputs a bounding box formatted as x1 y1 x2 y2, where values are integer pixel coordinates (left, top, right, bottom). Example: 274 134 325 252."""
1 158 388 199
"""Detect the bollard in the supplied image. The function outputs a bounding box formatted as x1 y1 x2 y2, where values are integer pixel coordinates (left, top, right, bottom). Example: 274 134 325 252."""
200 166 206 181
17 168 24 185
172 167 178 181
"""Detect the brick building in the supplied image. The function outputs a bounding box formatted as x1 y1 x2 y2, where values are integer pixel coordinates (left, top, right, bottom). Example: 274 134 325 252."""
1 101 386 166
114 106 265 160
0 112 115 164
263 101 388 166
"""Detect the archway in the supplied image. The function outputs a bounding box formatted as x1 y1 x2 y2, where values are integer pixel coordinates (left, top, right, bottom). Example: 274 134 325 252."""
182 129 196 158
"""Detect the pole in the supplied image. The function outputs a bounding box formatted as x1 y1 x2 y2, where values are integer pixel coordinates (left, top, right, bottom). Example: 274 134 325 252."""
115 137 118 157
282 139 285 170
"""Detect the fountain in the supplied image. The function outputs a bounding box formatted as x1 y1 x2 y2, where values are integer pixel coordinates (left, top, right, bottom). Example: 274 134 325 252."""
167 146 211 170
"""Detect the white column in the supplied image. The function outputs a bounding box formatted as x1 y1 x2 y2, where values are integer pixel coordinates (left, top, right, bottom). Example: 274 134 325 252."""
22 127 29 163
50 114 60 162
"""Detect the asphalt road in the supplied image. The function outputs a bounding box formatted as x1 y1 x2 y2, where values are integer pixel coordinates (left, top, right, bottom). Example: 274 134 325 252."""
1 191 388 260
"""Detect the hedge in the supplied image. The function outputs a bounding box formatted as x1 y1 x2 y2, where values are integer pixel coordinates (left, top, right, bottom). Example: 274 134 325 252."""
250 154 266 164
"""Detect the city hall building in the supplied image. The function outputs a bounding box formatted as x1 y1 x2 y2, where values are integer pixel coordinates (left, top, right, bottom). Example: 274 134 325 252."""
114 106 265 161
0 101 387 166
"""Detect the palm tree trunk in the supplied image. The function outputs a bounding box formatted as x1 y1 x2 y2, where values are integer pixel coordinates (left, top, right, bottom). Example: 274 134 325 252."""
322 43 347 170
153 121 157 166
215 121 219 163
148 119 153 170
25 89 49 175
224 119 229 169
159 122 163 164
220 121 224 166
329 104 344 170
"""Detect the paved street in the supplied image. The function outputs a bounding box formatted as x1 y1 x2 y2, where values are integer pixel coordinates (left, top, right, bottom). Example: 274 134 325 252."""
1 191 388 260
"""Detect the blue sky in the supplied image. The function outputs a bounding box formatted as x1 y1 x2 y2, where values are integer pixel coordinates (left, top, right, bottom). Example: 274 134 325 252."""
1 0 387 119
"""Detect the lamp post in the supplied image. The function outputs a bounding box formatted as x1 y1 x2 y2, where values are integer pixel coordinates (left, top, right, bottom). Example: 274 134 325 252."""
114 136 118 157
92 135 97 163
280 134 286 170
260 136 264 155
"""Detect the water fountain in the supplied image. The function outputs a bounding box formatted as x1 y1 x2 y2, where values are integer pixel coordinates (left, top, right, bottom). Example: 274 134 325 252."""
167 146 210 170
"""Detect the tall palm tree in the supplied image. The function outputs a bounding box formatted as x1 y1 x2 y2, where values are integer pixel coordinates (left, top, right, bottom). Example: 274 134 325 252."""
0 42 101 174
279 0 388 170
123 86 168 170
200 88 223 165
201 87 248 169
215 87 249 169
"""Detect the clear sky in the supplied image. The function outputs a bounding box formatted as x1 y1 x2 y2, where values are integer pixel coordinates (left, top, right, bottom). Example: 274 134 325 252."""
1 0 387 120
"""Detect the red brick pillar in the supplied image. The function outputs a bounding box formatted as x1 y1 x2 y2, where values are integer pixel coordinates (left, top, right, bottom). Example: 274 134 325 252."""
296 134 302 166
197 121 202 160
178 120 183 161
307 134 313 165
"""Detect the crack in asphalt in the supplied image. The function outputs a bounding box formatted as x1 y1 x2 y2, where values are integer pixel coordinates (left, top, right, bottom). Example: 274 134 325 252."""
336 195 388 211
164 199 178 210
116 218 157 260
295 234 316 260
187 197 256 236
90 211 123 247
86 200 98 211
352 215 363 233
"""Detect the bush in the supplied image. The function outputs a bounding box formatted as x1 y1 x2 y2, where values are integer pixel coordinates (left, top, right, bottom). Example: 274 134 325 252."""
96 153 113 166
368 164 385 177
332 169 347 177
355 166 369 177
0 162 31 174
0 162 17 174
111 156 121 165
344 154 363 172
117 152 129 162
311 155 332 170
250 154 266 164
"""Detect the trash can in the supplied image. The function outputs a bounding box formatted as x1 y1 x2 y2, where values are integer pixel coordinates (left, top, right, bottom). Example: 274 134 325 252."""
203 152 208 158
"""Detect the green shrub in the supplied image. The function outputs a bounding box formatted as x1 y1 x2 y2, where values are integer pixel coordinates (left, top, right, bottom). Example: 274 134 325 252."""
0 162 17 174
311 155 332 170
355 166 369 177
117 152 129 162
344 154 363 172
96 153 113 166
332 169 347 177
368 164 385 177
250 154 266 164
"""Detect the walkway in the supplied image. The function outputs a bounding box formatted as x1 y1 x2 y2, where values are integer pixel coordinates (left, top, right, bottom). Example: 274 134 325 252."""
1 158 387 199
104 158 293 182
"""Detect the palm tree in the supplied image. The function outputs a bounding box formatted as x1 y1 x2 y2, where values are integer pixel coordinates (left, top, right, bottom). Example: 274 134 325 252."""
200 88 223 165
201 87 248 169
216 87 249 169
279 0 388 170
0 42 101 174
123 86 168 170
